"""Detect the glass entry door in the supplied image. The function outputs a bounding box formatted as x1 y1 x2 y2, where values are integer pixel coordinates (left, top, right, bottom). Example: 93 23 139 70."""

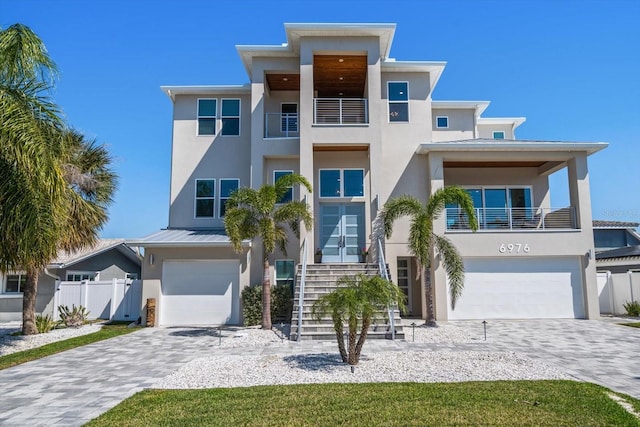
319 204 365 263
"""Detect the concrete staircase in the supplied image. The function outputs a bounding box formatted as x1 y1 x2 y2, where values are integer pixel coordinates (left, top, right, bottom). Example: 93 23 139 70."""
290 263 404 341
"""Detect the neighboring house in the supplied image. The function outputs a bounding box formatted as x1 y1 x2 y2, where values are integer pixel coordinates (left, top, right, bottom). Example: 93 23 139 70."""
131 22 606 326
593 220 640 314
0 239 142 321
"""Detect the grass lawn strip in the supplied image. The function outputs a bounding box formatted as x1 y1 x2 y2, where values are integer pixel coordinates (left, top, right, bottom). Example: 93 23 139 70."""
608 392 640 419
619 322 640 328
87 380 640 427
0 324 137 370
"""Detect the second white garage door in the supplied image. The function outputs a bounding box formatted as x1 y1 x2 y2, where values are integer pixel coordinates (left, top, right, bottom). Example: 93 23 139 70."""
160 260 240 326
448 257 584 320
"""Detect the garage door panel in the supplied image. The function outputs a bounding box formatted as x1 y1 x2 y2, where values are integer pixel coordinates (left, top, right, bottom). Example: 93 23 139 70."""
448 257 584 320
161 260 239 326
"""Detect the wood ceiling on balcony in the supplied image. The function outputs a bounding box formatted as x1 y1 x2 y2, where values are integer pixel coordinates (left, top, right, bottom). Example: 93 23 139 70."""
314 55 367 98
266 74 300 91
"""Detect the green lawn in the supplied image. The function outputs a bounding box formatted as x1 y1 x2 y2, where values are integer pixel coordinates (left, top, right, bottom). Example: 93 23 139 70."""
0 323 138 370
87 380 640 427
620 322 640 329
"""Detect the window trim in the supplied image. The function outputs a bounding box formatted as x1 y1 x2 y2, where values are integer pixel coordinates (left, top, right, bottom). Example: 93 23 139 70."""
194 178 216 219
197 98 217 136
396 257 412 312
273 170 294 204
318 168 366 199
219 178 240 218
220 98 241 136
435 116 449 129
492 131 506 139
65 271 99 282
387 81 410 123
2 272 27 294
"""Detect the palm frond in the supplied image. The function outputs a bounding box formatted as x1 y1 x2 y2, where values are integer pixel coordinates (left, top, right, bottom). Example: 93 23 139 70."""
381 195 424 238
0 23 58 85
432 233 465 309
274 173 312 201
426 186 479 231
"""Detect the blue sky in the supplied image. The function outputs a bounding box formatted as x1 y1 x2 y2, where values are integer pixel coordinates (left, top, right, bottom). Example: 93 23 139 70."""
3 0 639 238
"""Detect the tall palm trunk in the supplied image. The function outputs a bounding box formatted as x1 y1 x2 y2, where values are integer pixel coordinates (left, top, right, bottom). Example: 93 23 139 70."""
22 268 39 335
352 316 371 364
424 266 437 327
347 315 359 365
333 320 348 363
262 255 272 329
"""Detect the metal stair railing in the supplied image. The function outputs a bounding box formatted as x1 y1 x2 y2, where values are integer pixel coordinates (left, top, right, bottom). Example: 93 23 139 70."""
296 237 308 341
377 238 395 340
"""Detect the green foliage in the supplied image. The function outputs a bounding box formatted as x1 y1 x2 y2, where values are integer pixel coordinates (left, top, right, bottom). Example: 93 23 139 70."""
87 381 640 427
35 314 57 333
241 286 262 327
312 274 406 365
241 284 293 326
58 304 90 328
623 300 640 317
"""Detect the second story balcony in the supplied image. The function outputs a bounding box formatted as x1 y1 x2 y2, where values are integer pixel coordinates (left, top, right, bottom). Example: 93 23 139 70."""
265 113 299 139
314 98 368 125
446 207 578 232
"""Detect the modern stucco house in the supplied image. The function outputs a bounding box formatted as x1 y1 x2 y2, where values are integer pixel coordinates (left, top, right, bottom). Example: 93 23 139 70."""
131 22 607 327
0 239 142 321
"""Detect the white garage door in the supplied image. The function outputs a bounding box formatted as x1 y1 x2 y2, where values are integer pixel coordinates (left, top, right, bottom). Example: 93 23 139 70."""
161 260 240 326
448 257 584 320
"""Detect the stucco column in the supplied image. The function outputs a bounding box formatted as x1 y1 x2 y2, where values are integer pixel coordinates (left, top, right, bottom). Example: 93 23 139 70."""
250 81 265 189
298 46 314 262
568 153 599 319
427 153 448 321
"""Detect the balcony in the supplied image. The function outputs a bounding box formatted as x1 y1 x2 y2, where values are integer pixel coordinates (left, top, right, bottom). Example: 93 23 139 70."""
313 98 368 125
264 113 299 139
446 207 577 231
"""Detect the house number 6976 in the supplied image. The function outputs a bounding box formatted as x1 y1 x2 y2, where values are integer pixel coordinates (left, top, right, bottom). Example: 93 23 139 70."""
499 243 530 253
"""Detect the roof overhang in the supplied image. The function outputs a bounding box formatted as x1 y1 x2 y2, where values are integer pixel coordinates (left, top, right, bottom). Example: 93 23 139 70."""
416 139 608 156
127 229 252 249
47 241 142 269
477 116 527 130
382 61 447 93
431 100 490 117
160 85 251 102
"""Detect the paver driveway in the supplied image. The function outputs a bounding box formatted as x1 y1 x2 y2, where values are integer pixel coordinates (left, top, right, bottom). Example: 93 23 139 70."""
0 318 638 426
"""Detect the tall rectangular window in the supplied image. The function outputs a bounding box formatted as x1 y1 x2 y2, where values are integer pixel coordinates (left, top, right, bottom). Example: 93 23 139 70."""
388 82 409 122
436 116 449 128
493 131 505 139
197 99 217 135
195 179 215 218
221 99 240 136
275 260 295 290
274 170 293 203
219 179 239 217
343 169 364 197
4 273 27 293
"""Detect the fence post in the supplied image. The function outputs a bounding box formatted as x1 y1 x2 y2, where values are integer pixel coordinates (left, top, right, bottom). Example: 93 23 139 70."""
110 278 118 320
82 280 88 308
53 280 60 321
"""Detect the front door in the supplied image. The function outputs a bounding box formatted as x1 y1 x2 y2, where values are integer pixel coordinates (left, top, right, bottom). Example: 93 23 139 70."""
319 203 365 263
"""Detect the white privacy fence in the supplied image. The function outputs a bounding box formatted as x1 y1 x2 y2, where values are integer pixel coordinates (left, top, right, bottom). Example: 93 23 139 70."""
53 279 142 322
597 271 640 315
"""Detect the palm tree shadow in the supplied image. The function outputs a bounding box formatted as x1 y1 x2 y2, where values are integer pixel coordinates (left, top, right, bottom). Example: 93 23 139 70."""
282 353 372 372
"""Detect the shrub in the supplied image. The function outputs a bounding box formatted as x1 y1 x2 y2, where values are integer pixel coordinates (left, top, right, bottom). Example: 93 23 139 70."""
58 305 90 328
623 300 640 317
241 286 262 326
35 314 57 333
241 284 294 326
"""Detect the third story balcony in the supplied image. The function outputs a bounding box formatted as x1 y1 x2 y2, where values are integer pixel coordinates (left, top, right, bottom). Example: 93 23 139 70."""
446 207 578 231
314 98 368 125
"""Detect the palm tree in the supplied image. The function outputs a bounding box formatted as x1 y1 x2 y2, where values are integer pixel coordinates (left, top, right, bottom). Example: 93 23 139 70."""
0 24 117 334
312 274 405 365
382 187 478 327
225 173 312 329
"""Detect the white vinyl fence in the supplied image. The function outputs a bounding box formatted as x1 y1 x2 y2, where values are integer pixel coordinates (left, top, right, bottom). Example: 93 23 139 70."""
53 279 142 322
597 271 640 315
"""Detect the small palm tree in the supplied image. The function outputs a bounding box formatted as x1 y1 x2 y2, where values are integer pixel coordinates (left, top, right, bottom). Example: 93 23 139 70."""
225 173 312 329
382 187 478 327
312 274 406 365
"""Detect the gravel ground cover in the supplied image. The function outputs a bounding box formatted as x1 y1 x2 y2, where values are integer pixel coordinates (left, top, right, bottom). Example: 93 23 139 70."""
0 322 102 356
156 322 569 389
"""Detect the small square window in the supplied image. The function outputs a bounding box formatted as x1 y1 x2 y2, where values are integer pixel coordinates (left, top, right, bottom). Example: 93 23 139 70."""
274 170 293 203
4 273 26 293
493 131 505 139
436 116 449 128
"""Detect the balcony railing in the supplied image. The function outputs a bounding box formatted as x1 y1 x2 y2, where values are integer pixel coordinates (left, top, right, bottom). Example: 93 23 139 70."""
446 207 577 231
314 98 368 125
264 113 299 139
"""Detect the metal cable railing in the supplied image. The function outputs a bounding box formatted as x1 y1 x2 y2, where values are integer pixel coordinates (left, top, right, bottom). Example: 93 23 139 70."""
446 206 577 231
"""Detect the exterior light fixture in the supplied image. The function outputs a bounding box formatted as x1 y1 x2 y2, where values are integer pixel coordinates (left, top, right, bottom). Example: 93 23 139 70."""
282 77 288 81
338 58 344 62
339 77 344 80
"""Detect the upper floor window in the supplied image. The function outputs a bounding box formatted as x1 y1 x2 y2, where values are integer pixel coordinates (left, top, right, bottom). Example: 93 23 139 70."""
66 271 98 282
3 273 27 293
320 169 365 198
197 99 217 135
274 170 293 203
221 99 240 136
219 179 239 217
436 116 449 128
195 179 215 218
388 82 409 122
493 131 505 139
